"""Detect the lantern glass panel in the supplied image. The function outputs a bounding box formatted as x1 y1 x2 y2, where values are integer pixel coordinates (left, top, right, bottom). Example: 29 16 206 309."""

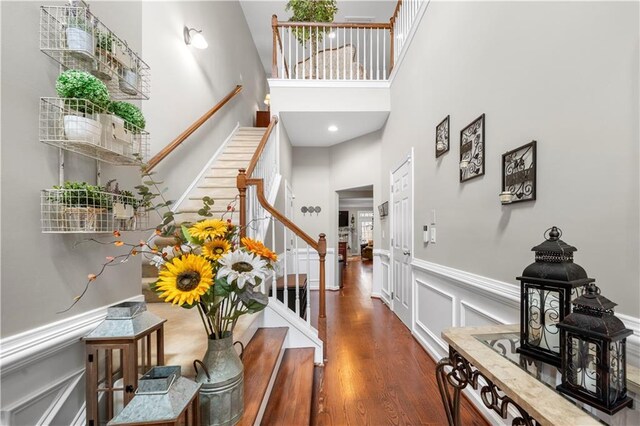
609 340 626 405
567 334 600 396
526 286 561 353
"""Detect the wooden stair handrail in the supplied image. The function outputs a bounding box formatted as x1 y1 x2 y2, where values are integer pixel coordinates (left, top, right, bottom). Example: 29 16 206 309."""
246 116 278 178
145 85 243 172
237 171 327 319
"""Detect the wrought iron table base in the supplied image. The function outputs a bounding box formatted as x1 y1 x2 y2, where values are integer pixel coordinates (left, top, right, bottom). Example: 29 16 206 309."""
436 348 539 426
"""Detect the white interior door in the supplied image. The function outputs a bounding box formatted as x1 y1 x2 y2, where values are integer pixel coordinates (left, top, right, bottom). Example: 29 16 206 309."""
391 156 413 329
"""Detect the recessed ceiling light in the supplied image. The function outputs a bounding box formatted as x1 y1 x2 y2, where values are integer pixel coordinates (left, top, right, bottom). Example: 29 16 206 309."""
328 125 338 132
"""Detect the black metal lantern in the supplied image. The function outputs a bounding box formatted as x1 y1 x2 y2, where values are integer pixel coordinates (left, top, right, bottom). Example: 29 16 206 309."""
557 283 633 414
517 226 594 366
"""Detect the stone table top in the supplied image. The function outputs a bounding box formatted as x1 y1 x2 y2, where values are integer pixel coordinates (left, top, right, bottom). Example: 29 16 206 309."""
442 324 639 426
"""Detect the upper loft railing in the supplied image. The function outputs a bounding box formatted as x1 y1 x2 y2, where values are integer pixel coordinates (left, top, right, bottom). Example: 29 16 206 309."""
145 85 242 172
271 0 425 81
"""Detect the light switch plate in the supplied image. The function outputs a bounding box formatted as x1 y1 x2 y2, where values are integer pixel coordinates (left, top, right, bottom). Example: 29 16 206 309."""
430 227 436 243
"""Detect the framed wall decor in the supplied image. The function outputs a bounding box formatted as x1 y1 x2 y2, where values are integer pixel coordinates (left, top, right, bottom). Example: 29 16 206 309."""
435 115 450 158
501 140 537 204
459 114 485 182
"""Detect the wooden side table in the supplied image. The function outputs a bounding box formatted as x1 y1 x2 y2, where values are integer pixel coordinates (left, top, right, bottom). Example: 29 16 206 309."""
256 111 270 127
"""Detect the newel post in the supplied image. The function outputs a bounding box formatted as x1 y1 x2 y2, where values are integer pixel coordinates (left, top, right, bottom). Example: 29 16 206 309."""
237 168 247 239
318 233 327 319
272 15 279 78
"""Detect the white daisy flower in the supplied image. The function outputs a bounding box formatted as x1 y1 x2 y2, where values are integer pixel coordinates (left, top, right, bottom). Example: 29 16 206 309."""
217 250 267 289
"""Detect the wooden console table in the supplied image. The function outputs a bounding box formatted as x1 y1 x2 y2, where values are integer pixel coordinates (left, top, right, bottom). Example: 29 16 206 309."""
437 324 639 426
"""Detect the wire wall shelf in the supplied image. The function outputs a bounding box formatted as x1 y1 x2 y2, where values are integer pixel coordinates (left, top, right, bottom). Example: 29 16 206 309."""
40 5 150 100
41 188 149 233
40 97 149 166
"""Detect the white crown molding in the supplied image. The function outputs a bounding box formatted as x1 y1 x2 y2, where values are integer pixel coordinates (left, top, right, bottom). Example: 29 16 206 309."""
411 258 520 307
0 295 144 376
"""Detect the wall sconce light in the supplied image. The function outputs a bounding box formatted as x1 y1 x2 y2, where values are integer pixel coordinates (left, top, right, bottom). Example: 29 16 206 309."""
264 94 271 111
184 26 208 49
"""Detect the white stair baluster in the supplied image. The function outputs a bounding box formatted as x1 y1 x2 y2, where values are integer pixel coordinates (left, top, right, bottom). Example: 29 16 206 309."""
306 244 311 324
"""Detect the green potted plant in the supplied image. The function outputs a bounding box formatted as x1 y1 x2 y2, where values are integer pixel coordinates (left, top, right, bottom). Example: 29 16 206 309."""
285 0 338 74
65 5 94 60
56 70 110 146
107 101 146 157
286 0 337 50
53 181 112 231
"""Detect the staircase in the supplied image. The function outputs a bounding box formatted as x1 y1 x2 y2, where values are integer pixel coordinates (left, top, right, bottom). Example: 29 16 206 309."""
174 126 266 224
142 115 325 424
142 126 266 300
239 327 315 425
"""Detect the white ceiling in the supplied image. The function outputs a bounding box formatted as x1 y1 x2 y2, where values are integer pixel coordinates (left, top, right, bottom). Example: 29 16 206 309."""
239 1 398 74
279 110 388 146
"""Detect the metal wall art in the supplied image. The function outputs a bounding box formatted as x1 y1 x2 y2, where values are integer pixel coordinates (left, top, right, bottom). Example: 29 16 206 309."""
501 140 537 204
301 206 321 216
459 114 485 182
435 115 450 158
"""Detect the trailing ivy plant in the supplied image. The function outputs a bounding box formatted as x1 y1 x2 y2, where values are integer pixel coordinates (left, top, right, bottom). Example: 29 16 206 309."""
108 101 146 132
56 70 110 113
285 0 338 49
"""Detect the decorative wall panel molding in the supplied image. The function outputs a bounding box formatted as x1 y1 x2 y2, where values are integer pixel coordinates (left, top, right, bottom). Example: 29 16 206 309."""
411 258 520 307
0 295 143 426
373 249 391 304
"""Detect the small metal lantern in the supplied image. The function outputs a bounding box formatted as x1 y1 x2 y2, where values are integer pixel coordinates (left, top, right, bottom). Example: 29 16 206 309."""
84 302 166 426
108 366 201 425
556 283 633 414
517 226 594 366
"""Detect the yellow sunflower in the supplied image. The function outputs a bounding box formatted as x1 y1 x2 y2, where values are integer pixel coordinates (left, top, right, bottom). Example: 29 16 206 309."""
156 255 213 306
241 237 278 262
188 219 228 240
203 238 231 261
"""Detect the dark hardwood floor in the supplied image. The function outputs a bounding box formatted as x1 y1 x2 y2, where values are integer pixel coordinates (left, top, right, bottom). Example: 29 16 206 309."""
310 257 488 426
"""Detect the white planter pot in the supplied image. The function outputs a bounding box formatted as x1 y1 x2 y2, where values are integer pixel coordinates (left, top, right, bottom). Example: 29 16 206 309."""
119 69 138 95
64 115 103 146
66 27 94 61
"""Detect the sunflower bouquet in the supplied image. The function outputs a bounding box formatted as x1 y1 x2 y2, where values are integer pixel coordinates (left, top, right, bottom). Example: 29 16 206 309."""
150 218 277 339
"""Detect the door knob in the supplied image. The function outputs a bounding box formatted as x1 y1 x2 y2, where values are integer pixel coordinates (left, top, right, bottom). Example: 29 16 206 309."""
403 250 411 256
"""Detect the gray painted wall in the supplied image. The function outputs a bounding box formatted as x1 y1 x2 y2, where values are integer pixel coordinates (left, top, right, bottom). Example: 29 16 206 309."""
1 1 143 338
291 130 382 250
379 1 639 316
142 1 268 204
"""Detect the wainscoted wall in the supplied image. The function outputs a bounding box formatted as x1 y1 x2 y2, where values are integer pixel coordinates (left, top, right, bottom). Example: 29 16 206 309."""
372 249 391 304
373 251 640 421
0 296 143 426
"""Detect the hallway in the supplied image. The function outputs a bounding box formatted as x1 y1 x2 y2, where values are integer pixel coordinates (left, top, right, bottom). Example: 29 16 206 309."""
310 258 488 425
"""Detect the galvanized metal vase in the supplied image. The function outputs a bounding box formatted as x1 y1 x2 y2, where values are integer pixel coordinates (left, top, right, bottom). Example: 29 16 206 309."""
194 333 244 426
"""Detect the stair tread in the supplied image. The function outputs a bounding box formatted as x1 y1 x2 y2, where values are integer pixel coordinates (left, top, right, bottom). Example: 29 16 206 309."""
260 348 315 425
238 327 288 426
